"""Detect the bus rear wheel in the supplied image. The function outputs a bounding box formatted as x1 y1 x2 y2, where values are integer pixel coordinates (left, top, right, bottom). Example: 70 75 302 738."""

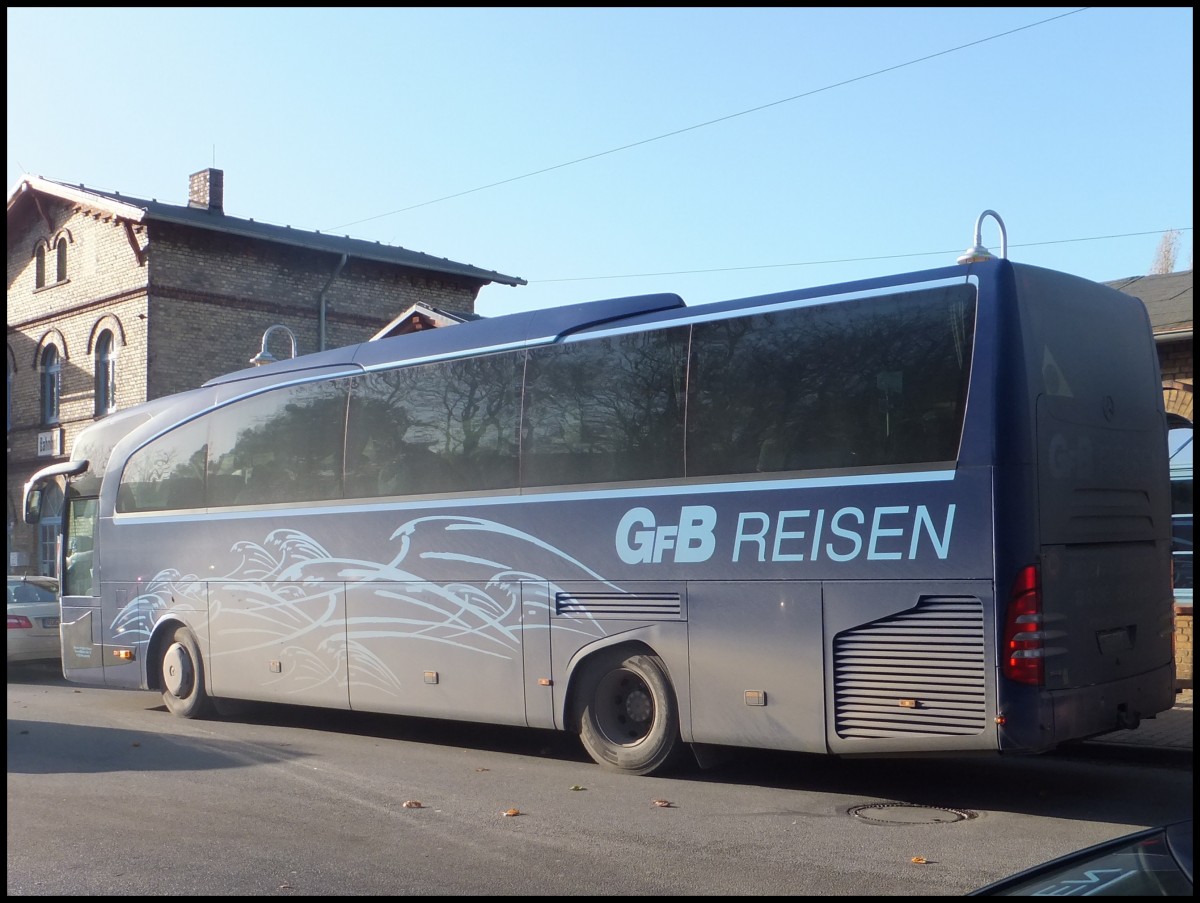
574 649 682 776
160 626 212 718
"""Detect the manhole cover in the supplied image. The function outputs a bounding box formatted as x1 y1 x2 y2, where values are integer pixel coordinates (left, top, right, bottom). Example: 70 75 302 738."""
848 803 977 825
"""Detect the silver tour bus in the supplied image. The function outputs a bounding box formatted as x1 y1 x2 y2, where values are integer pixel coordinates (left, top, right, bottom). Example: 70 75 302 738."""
25 218 1176 775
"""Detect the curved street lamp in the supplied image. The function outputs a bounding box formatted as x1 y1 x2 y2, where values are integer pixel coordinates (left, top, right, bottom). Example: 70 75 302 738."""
250 324 298 366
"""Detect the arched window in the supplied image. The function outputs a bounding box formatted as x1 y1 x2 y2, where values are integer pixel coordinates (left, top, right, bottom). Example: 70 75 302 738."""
56 237 68 282
35 245 46 288
95 330 117 415
41 345 61 425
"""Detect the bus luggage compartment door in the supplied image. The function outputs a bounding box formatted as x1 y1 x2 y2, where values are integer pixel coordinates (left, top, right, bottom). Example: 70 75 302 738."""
210 581 348 710
686 580 824 753
346 581 528 725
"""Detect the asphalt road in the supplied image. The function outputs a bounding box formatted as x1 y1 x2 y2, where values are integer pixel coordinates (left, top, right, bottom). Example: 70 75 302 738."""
7 662 1193 896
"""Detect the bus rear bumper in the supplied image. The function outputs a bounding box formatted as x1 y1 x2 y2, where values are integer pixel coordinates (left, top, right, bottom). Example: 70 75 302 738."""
1040 664 1177 748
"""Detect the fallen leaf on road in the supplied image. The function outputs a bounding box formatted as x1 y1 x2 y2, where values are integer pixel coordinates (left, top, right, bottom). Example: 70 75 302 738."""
911 857 928 864
502 808 521 817
569 785 586 791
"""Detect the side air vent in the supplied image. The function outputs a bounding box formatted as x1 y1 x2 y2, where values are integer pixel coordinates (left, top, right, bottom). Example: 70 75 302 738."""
556 592 683 620
833 597 987 739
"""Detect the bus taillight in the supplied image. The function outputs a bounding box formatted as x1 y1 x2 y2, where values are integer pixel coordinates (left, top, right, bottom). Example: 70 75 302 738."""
1003 564 1045 686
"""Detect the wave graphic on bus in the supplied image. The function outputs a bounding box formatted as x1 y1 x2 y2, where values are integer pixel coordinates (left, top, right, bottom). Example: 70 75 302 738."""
111 517 611 698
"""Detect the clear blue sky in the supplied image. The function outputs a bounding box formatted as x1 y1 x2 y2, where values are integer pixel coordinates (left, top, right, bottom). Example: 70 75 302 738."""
7 7 1193 318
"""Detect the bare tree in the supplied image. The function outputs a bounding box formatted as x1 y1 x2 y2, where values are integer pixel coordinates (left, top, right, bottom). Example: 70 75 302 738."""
1150 230 1180 274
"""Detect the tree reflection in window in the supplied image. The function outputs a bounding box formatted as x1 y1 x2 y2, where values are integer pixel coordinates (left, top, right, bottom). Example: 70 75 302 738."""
207 380 352 506
346 353 521 498
686 285 976 477
114 284 977 514
118 418 208 512
523 328 687 487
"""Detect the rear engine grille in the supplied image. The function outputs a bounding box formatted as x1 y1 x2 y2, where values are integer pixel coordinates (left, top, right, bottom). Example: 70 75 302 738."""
833 597 986 739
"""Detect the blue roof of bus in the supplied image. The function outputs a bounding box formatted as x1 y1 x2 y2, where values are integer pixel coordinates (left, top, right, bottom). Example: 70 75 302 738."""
205 291 689 386
204 258 1003 388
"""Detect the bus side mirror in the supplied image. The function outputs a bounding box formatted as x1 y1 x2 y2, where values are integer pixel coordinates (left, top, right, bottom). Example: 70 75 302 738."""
22 463 83 526
24 487 43 525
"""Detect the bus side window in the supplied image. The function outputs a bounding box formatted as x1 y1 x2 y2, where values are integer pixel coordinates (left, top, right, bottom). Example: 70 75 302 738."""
116 484 139 513
166 477 204 509
207 473 245 507
345 416 411 499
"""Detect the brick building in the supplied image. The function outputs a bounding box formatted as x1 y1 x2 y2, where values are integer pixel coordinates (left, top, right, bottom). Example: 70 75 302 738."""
1105 270 1194 424
7 168 524 573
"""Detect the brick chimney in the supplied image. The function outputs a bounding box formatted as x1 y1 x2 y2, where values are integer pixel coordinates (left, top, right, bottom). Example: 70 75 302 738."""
188 168 224 213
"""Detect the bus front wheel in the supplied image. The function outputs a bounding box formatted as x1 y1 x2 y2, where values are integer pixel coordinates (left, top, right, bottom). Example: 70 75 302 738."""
574 649 682 776
160 626 212 719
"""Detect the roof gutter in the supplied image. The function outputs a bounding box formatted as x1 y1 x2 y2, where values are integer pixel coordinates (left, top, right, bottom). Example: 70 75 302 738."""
1154 326 1193 342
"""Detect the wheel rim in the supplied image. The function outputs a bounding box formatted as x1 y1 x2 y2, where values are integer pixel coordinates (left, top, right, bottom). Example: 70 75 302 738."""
593 667 655 745
162 641 194 698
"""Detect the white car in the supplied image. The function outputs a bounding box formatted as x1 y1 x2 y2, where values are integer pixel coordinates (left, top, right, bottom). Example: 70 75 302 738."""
7 575 61 665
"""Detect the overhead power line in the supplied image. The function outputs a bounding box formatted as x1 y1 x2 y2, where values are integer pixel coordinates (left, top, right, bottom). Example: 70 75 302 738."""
328 7 1091 232
527 228 1194 284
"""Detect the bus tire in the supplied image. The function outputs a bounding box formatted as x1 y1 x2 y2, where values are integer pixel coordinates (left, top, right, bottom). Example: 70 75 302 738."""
160 626 212 719
574 649 682 776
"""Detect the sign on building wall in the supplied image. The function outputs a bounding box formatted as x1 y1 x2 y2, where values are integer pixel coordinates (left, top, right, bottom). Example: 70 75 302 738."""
37 429 62 457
